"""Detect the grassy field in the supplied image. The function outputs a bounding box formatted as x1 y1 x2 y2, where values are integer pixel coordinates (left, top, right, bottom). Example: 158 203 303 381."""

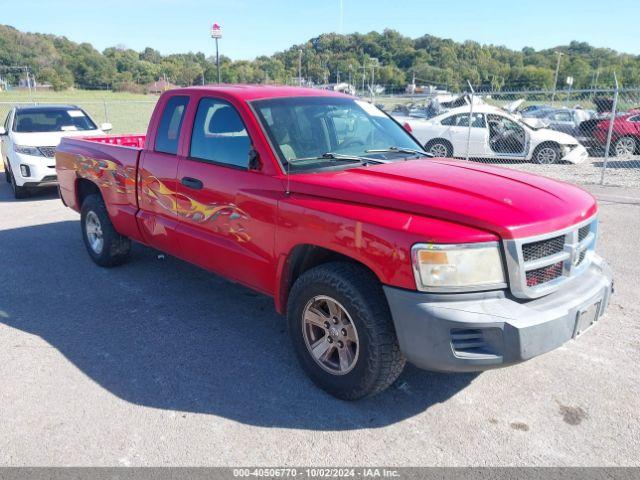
0 89 160 134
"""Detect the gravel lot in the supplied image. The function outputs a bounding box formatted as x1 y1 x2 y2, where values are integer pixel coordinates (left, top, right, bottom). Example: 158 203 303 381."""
476 156 640 189
0 181 638 467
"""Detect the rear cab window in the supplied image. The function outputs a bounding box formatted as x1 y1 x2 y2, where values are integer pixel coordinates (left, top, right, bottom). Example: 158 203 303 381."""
189 98 251 169
155 95 189 154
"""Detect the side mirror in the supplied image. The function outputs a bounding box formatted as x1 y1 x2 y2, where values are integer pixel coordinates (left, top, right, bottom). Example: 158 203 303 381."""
0 126 6 136
248 148 261 171
100 123 113 132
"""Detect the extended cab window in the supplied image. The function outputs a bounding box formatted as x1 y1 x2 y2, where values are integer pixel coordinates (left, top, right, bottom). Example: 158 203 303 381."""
155 95 189 154
189 98 251 168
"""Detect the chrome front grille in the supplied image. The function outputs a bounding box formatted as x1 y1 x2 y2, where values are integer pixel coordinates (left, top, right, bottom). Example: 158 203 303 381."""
38 146 57 158
504 216 597 299
522 235 565 262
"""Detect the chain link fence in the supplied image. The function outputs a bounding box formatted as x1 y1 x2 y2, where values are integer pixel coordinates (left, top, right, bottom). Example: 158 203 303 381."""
381 83 640 188
2 87 639 188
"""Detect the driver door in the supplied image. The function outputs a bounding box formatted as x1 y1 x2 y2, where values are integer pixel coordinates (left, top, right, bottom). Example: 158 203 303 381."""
487 114 528 157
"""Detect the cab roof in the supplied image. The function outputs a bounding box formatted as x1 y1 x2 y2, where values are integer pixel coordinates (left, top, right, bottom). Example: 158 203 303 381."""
167 85 353 102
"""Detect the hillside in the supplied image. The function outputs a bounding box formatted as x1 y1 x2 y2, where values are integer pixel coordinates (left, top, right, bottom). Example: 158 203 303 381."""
1 24 639 92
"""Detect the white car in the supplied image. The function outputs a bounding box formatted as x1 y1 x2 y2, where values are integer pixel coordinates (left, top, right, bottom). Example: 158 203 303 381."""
1 105 111 198
395 104 589 165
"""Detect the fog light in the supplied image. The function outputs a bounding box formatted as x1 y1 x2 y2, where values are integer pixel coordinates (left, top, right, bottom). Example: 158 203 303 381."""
20 165 31 177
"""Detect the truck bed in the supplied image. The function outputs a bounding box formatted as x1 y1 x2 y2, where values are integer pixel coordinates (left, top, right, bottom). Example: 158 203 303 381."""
56 134 147 241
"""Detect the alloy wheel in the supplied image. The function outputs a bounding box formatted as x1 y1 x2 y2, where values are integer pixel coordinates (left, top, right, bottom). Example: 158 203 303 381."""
85 211 105 254
302 295 359 375
536 147 558 164
429 143 448 157
615 137 636 157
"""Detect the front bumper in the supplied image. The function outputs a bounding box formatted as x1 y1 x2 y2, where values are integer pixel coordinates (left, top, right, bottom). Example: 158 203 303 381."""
9 152 57 187
561 144 589 164
384 256 613 372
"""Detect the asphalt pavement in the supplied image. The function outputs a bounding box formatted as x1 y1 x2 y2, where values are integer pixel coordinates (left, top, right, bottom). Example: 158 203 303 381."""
0 181 638 466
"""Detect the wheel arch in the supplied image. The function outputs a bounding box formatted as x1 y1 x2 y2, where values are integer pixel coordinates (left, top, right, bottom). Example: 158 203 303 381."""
75 177 102 208
275 244 383 315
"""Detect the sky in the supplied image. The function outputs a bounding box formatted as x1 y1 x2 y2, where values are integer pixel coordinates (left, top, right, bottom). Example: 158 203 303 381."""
1 0 639 58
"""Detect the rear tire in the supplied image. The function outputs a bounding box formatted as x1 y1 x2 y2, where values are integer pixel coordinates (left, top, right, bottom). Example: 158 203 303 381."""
80 194 131 267
425 139 453 158
287 262 405 400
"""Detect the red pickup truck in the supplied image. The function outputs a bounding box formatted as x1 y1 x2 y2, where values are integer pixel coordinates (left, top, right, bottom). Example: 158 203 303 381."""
56 86 613 400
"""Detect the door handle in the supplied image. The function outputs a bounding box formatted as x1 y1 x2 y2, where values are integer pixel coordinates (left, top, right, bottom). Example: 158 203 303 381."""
181 176 203 190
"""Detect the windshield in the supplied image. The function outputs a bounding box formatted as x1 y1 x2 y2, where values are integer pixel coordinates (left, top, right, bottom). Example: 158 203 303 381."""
13 108 98 133
251 96 423 172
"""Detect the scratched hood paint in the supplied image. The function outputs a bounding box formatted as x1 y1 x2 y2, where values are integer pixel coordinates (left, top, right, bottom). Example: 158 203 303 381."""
288 159 597 239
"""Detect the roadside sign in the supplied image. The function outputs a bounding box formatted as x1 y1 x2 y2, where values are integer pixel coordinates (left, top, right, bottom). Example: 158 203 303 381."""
211 23 222 39
566 76 574 86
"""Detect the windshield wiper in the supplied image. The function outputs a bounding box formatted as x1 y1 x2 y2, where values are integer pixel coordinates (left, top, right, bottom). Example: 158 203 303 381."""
290 152 385 166
366 146 433 157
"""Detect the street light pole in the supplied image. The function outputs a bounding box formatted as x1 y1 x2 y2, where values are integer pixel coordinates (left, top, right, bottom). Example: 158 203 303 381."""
211 23 223 84
298 49 303 86
551 51 563 103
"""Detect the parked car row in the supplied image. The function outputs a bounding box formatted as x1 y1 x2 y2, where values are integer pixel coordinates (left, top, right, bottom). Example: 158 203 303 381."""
391 95 640 160
0 105 111 198
394 104 590 164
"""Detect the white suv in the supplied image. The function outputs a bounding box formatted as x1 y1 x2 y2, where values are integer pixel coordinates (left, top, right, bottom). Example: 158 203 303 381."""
1 105 111 198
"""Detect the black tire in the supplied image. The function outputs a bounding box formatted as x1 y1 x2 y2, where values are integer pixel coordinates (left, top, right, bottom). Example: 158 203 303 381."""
425 139 453 158
8 168 29 199
287 262 405 400
532 143 562 164
4 162 9 183
80 193 131 267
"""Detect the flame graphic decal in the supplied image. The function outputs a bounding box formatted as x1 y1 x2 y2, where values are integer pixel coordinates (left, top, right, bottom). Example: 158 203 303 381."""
140 173 251 243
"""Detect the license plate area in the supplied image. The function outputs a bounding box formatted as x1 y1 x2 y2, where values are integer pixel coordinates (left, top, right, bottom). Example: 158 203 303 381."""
573 301 601 338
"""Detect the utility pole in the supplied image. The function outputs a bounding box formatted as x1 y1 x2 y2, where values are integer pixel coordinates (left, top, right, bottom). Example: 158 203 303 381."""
360 61 366 94
348 64 353 86
211 23 222 83
298 49 303 86
369 58 378 102
551 51 564 103
336 68 340 84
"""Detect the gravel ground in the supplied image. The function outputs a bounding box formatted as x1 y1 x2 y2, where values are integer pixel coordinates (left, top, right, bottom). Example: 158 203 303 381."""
477 156 640 189
0 181 638 467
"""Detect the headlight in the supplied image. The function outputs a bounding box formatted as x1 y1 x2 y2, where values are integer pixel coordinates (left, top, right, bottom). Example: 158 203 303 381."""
14 145 43 156
411 242 506 292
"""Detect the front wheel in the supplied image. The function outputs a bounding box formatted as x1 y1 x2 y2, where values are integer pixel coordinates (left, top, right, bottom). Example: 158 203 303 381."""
80 194 131 267
287 262 405 400
8 168 29 199
533 143 562 164
613 136 637 157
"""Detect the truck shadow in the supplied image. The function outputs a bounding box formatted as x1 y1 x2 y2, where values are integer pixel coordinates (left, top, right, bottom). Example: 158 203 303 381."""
0 219 477 431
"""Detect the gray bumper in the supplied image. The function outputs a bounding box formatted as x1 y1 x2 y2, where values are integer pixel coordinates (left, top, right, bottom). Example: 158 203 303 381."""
384 256 613 372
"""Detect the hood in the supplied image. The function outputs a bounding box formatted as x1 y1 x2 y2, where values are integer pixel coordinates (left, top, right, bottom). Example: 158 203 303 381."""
10 129 103 147
531 128 579 144
288 159 597 239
